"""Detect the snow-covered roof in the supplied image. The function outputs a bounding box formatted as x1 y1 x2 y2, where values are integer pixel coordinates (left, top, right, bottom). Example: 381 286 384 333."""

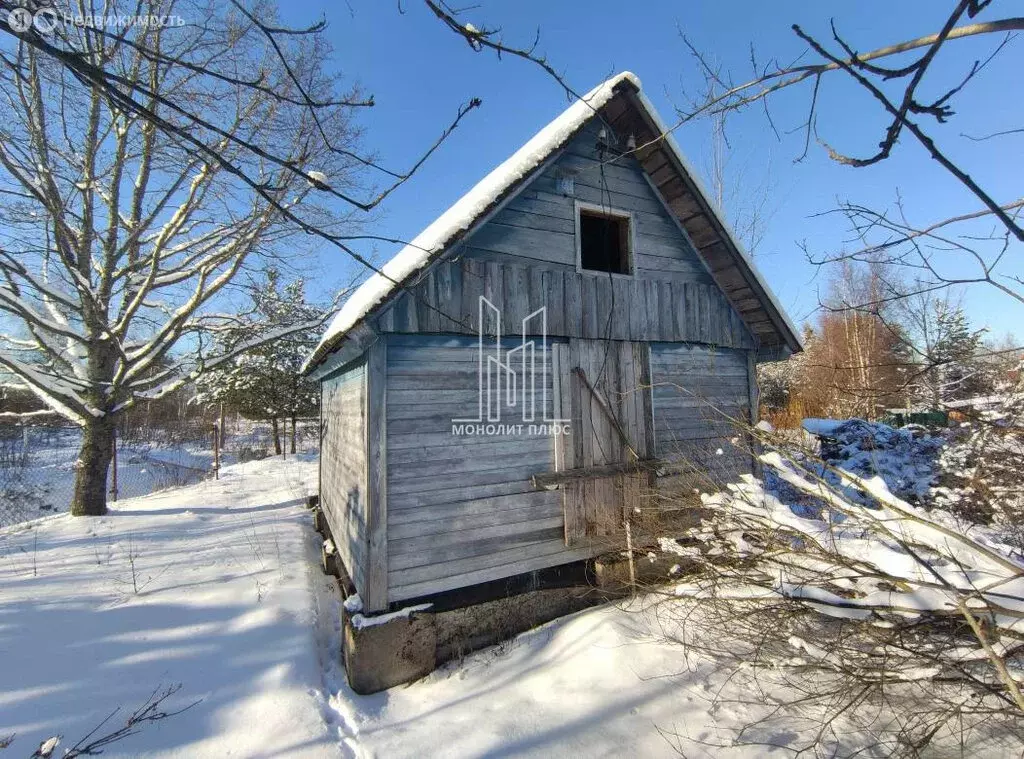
801 418 852 438
305 70 800 372
943 395 1006 410
304 73 637 372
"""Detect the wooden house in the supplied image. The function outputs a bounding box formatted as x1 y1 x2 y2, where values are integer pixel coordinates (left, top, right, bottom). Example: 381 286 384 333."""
303 72 802 614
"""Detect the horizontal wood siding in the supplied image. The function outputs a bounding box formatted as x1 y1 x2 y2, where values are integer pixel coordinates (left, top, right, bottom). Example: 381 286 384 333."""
649 343 754 486
320 362 369 592
372 122 755 351
384 335 593 602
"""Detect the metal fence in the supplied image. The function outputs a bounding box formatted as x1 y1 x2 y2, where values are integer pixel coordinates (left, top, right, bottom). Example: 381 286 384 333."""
0 418 319 528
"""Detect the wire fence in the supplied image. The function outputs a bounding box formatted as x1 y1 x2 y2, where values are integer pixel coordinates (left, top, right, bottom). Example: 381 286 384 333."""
0 417 319 528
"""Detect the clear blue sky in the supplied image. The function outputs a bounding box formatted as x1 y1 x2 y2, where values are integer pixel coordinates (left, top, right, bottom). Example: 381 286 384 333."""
286 0 1022 340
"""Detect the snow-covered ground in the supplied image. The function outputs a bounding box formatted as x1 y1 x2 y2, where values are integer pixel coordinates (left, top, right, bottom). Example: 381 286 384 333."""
337 601 848 758
0 429 213 528
0 422 317 528
0 456 716 757
1 455 865 758
0 455 339 757
3 450 1020 757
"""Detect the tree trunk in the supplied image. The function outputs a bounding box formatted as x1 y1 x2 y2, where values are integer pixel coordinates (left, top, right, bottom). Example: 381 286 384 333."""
271 417 282 455
290 414 296 454
70 416 115 516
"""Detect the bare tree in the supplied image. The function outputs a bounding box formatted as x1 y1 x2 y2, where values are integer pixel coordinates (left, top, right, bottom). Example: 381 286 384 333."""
416 7 1024 750
647 424 1024 755
0 0 479 515
894 286 988 406
789 261 911 419
673 1 1024 308
429 1 1023 308
688 64 776 257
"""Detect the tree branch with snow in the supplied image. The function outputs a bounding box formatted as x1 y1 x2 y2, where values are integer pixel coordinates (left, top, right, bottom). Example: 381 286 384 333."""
0 0 417 515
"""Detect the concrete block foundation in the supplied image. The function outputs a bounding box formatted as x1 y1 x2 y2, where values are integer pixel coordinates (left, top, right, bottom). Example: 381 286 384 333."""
344 609 438 695
341 584 611 695
319 510 691 695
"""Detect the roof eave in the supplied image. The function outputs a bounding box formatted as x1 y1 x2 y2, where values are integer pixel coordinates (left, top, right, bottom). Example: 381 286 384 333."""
305 72 803 373
618 85 803 355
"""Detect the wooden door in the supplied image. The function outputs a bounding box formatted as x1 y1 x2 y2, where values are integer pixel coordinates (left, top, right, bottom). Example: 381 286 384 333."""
552 339 653 547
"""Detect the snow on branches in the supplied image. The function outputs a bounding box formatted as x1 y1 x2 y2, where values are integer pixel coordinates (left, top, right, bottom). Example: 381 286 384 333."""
195 270 323 431
934 380 1024 546
0 1 364 513
665 441 1024 734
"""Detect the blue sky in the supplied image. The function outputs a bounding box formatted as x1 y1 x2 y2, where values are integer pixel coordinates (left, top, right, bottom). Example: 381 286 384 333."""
286 0 1022 340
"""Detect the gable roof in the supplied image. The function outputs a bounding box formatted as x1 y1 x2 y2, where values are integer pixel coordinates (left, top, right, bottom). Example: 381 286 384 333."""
304 71 801 373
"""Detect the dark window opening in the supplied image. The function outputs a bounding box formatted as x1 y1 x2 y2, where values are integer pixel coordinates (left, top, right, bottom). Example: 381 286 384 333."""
579 210 631 274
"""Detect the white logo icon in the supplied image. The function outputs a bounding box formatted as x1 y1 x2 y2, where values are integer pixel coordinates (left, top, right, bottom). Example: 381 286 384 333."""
33 7 58 33
452 296 570 434
8 8 33 33
7 6 58 33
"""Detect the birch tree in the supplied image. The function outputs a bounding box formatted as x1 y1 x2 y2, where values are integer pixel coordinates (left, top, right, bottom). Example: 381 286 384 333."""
794 262 910 419
0 0 477 515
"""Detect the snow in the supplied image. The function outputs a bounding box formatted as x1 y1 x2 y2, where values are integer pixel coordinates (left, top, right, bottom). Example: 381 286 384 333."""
463 23 482 51
342 593 362 613
1 449 898 757
795 417 943 504
305 67 804 370
703 452 1024 630
4 451 854 758
307 170 330 188
0 455 338 757
350 602 432 630
943 394 1006 410
1 422 314 528
932 390 1024 543
35 735 60 757
802 417 850 436
338 601 879 757
1 429 211 528
5 424 1021 755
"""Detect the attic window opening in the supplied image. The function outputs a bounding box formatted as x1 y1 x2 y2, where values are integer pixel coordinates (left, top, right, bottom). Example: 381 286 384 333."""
579 208 632 275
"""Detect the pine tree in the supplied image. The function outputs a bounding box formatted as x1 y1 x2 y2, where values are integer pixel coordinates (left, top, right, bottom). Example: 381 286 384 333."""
197 270 323 454
929 303 986 404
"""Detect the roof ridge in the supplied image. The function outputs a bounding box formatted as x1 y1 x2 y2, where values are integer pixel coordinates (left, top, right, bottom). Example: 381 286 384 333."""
305 70 801 373
304 72 638 370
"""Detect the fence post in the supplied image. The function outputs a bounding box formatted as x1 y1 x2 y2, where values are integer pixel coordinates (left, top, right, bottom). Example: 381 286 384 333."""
21 425 29 468
110 426 118 502
213 422 220 480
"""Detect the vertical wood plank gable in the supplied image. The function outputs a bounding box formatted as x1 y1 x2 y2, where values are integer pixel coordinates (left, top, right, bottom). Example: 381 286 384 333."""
366 122 757 349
